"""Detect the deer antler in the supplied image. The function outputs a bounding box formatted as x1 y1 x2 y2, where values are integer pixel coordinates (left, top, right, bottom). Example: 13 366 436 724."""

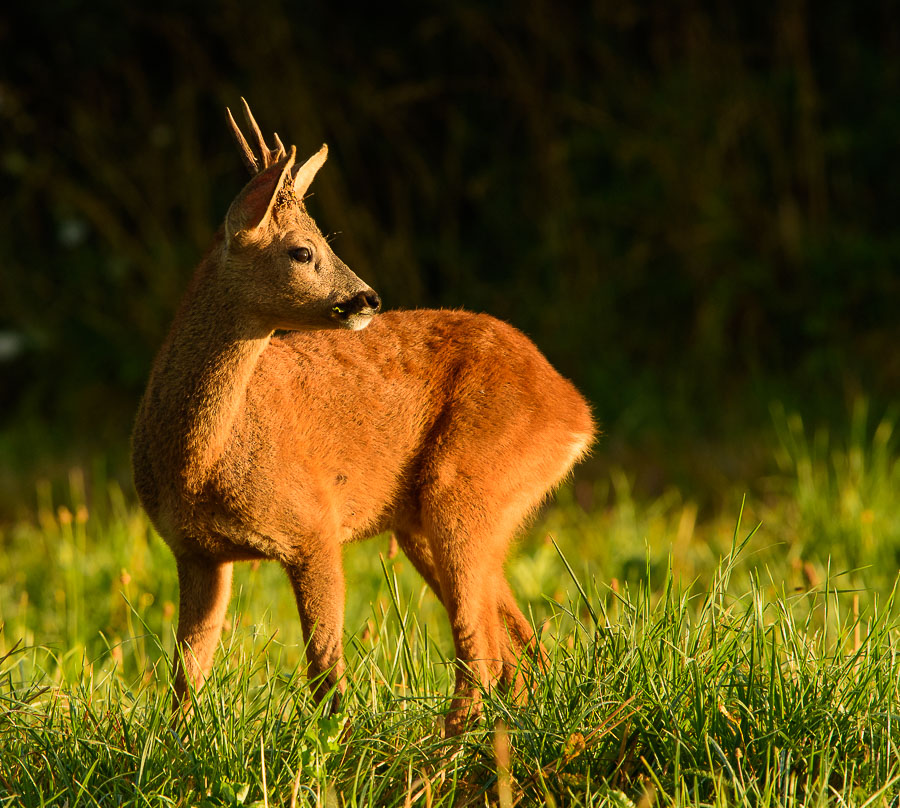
226 98 288 176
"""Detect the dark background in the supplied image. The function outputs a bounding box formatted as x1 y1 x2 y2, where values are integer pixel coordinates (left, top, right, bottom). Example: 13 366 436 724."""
1 0 898 517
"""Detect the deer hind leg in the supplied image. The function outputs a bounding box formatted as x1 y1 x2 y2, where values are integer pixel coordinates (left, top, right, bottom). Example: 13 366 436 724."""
396 528 506 713
282 544 346 710
401 529 541 694
396 530 502 669
440 564 495 735
172 555 234 709
413 519 505 734
497 578 546 695
422 496 556 731
393 530 445 603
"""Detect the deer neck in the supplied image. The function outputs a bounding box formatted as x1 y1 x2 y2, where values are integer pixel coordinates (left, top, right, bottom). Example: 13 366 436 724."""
139 244 272 497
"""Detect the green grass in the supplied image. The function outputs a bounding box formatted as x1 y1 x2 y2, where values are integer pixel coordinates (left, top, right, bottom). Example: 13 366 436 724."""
2 403 900 806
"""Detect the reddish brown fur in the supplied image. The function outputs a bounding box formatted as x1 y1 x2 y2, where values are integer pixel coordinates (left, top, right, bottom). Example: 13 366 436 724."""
132 104 595 733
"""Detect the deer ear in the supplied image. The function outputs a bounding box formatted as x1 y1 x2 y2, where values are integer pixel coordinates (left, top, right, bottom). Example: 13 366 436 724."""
226 146 297 244
292 144 328 198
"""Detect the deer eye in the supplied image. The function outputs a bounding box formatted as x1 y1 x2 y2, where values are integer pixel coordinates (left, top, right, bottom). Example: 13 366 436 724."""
289 246 313 263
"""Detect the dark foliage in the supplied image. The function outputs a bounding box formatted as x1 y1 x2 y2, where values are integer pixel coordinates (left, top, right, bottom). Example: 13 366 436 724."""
2 0 898 452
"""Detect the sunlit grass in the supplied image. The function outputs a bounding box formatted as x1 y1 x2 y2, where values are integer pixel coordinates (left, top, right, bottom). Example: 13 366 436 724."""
2 404 900 805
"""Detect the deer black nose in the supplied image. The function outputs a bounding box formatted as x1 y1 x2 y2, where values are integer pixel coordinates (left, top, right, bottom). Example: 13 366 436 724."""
335 288 381 319
346 289 380 313
362 290 381 312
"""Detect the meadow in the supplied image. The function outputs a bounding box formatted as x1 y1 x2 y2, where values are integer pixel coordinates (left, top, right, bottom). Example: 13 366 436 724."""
2 402 900 807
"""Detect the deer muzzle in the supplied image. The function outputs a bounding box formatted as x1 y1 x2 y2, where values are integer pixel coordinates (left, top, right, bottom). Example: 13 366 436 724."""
332 289 381 330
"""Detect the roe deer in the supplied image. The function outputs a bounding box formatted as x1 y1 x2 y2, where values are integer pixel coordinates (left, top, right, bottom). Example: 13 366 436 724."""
131 100 595 733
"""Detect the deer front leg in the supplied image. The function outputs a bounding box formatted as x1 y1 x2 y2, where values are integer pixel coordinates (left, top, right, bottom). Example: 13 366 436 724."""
283 546 346 709
172 556 234 709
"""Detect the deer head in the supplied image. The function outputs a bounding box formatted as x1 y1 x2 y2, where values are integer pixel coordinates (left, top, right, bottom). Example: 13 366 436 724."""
221 99 380 333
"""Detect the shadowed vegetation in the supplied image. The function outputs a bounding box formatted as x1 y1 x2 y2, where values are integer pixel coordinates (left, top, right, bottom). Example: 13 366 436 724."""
1 1 899 505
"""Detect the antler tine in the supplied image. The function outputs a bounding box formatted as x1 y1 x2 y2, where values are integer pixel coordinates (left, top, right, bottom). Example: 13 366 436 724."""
272 132 287 160
227 98 288 174
240 97 278 168
226 106 260 176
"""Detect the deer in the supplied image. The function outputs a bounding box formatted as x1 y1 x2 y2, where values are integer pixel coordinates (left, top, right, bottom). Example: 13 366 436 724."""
131 100 595 734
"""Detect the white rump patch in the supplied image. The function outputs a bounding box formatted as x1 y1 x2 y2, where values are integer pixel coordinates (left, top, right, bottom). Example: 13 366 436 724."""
564 432 593 469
